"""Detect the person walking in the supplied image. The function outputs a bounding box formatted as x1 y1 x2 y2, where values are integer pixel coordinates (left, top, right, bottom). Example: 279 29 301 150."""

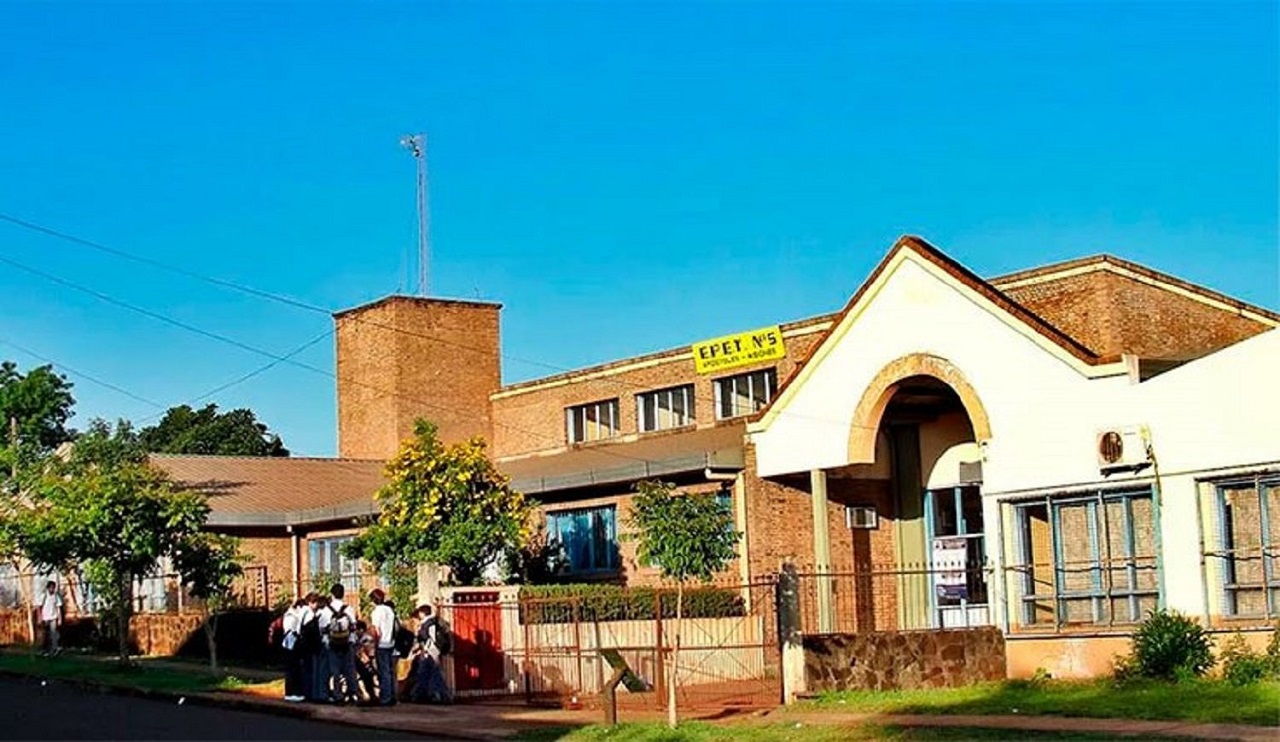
325 583 360 704
280 598 308 702
38 581 63 657
368 589 398 706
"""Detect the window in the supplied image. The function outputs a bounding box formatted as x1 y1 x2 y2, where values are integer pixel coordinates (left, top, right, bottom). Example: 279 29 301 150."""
546 505 619 573
927 486 988 607
309 536 362 586
566 399 620 444
713 368 777 419
637 385 695 432
1008 488 1158 628
1210 476 1280 617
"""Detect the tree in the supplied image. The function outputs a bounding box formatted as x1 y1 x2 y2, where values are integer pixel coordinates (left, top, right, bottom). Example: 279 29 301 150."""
626 481 740 729
16 420 210 662
0 361 76 452
175 533 245 672
345 419 534 586
140 404 288 457
0 360 76 646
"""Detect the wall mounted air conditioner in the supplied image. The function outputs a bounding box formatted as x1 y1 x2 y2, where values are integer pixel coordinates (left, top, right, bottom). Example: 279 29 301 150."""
1095 425 1152 474
846 506 878 530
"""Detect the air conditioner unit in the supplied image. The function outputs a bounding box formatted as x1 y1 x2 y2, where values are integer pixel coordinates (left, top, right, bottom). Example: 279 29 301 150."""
846 506 878 530
1096 425 1151 473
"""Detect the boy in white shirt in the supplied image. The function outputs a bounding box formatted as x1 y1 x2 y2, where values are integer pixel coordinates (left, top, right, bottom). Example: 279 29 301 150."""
38 581 63 657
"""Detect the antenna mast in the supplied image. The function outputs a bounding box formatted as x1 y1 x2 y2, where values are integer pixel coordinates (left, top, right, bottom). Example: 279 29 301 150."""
400 133 429 296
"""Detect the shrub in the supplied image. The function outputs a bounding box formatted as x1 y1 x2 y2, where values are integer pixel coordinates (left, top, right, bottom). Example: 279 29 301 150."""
519 584 745 624
1220 633 1270 686
1124 609 1215 681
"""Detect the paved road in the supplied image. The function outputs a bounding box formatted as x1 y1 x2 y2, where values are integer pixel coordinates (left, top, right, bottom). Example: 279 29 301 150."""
2 676 431 740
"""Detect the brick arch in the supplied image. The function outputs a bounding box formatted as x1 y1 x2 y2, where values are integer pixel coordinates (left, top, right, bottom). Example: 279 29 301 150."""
847 354 992 463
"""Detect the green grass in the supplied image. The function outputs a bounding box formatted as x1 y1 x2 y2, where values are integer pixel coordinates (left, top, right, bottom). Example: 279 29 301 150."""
807 678 1280 727
516 722 1158 741
0 651 250 695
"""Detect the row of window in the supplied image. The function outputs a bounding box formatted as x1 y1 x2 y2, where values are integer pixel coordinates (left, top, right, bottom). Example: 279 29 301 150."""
1005 475 1279 626
566 368 778 444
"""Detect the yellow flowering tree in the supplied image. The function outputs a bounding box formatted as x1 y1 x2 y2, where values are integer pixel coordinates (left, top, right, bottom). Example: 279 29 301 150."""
345 420 534 586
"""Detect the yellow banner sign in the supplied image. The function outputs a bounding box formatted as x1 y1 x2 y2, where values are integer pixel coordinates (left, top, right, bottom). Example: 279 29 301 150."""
692 325 786 374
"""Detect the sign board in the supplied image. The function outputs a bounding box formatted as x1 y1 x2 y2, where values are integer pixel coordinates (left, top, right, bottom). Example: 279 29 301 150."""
931 537 969 601
600 648 650 693
691 325 786 375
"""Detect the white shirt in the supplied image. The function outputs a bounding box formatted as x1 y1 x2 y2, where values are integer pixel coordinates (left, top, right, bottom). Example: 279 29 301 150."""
40 591 62 622
282 606 302 635
370 604 395 649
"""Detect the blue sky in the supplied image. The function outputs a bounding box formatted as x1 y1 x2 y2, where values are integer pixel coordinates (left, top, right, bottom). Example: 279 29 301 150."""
1 1 1276 456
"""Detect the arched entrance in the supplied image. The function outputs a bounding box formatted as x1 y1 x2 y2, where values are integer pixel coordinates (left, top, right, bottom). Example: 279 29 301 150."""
824 356 992 632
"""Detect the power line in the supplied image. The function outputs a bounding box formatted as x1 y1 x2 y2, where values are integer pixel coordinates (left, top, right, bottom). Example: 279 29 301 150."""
134 329 336 425
0 338 166 409
0 249 656 466
0 211 875 434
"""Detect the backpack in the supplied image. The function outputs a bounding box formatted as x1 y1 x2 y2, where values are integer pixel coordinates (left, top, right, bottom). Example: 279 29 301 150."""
328 605 353 650
267 614 285 648
425 616 453 656
392 616 415 657
300 613 322 652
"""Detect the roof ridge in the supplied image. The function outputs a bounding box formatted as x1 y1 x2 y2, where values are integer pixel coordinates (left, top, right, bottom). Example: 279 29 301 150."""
148 453 385 463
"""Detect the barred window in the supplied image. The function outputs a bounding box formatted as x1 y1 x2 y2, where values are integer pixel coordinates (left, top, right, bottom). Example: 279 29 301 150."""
566 399 620 444
713 368 777 419
1008 487 1158 628
637 385 695 432
1208 475 1280 618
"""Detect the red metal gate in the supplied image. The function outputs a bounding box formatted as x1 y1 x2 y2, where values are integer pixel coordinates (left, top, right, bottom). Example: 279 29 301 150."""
448 591 506 693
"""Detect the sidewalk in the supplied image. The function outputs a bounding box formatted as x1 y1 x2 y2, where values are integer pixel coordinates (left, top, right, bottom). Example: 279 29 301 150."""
187 690 1278 741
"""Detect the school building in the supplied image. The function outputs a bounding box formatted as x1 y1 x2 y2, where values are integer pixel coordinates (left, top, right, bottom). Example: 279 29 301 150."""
153 235 1280 678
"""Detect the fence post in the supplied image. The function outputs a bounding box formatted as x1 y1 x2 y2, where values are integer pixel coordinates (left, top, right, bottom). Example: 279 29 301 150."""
777 563 805 704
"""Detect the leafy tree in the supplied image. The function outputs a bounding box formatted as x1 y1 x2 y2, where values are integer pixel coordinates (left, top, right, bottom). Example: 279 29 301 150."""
626 480 740 728
0 361 76 452
140 404 288 457
175 533 245 672
16 420 210 662
344 420 534 586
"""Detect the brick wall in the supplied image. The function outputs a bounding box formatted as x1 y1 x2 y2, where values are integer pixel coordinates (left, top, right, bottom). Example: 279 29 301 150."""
491 320 832 458
1001 268 1274 361
234 531 295 606
336 297 502 460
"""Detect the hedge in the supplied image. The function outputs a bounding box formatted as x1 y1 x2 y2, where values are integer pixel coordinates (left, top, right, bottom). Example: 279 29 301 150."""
519 584 745 624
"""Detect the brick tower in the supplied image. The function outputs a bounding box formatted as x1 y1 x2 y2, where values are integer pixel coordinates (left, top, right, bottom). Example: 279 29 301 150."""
334 296 502 460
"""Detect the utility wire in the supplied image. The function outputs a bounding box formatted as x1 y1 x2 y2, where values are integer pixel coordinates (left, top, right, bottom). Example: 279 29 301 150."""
0 249 656 466
0 211 871 433
0 338 166 409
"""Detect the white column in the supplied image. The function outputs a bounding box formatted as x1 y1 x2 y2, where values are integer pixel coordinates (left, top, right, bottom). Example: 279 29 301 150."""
810 469 834 633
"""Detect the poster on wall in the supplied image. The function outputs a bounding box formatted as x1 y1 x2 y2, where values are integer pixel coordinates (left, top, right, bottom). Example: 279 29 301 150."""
932 537 969 601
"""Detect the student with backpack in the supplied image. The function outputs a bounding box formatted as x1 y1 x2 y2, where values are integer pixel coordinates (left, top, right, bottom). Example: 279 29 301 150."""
323 583 360 705
303 593 327 702
409 604 452 704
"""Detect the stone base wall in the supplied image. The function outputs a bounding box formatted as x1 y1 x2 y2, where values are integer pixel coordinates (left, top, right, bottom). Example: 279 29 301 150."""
804 627 1006 692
